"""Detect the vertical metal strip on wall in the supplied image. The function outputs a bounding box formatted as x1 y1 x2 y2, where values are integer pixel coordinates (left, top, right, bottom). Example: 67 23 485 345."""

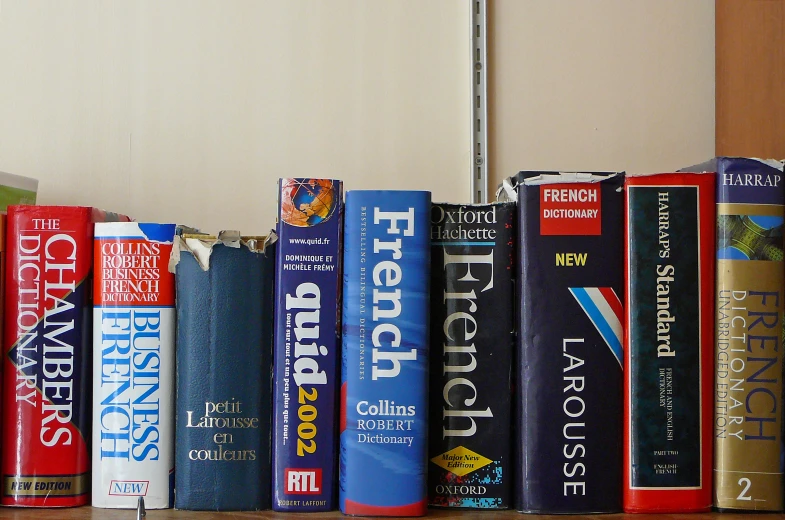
471 0 488 203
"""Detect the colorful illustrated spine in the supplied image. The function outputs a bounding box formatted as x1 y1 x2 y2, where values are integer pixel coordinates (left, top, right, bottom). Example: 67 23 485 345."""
272 179 343 511
2 205 129 506
0 171 38 209
428 202 515 509
339 190 431 516
92 223 176 508
712 157 785 511
515 172 624 513
623 173 715 512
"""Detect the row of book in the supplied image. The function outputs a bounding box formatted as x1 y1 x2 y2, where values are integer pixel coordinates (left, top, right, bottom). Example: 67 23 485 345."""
0 157 783 515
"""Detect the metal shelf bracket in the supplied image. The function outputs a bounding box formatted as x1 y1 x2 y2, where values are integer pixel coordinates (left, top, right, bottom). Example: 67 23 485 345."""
471 0 488 203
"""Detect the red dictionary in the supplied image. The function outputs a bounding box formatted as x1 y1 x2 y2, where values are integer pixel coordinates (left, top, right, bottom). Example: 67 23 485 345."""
623 173 714 512
2 206 130 507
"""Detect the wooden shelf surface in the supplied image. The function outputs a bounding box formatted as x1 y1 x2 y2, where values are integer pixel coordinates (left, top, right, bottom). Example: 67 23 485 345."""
0 508 780 520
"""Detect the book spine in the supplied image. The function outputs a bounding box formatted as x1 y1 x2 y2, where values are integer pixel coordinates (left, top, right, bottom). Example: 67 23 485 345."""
91 223 176 509
623 173 715 512
516 178 624 513
1 206 95 506
174 237 274 511
713 158 785 510
272 179 343 511
428 202 514 509
339 190 431 516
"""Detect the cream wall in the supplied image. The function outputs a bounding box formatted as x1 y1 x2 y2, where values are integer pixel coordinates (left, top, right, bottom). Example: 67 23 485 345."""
0 1 715 224
489 0 715 189
0 0 471 231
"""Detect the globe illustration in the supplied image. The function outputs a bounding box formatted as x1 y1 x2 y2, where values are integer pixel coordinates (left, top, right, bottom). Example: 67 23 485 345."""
280 179 338 227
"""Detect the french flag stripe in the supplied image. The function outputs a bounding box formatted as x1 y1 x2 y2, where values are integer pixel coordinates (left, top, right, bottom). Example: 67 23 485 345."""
569 287 623 367
598 286 623 322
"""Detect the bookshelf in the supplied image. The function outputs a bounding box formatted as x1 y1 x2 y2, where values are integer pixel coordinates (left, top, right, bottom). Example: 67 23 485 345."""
0 4 780 520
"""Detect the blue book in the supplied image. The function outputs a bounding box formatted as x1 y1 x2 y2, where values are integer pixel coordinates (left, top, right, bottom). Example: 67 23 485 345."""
513 172 624 513
173 232 275 511
339 190 431 516
272 179 343 511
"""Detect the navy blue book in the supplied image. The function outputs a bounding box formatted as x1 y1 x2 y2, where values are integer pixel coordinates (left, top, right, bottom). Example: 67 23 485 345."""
428 202 515 509
339 190 431 516
512 172 624 513
173 231 276 511
272 179 343 511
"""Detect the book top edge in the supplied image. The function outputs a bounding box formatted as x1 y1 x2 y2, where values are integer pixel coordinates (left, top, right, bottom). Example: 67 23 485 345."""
626 171 715 177
432 200 515 208
7 205 130 221
747 158 784 170
280 177 343 184
496 172 622 201
521 172 622 185
10 204 91 210
97 221 176 224
679 156 785 173
95 222 177 243
180 233 269 241
169 231 277 273
345 189 431 194
516 170 623 176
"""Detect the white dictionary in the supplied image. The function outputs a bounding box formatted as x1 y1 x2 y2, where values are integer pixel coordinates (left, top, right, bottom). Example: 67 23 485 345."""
91 223 176 508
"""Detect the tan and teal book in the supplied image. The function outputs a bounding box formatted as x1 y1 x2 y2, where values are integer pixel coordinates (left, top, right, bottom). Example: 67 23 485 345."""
698 157 785 511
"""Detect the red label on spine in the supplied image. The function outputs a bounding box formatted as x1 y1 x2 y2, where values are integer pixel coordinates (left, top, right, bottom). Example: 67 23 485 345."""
285 468 322 495
94 239 174 307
